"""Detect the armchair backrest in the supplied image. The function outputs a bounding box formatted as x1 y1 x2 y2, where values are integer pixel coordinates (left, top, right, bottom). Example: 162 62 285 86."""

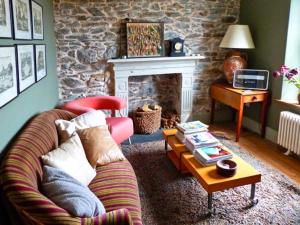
63 96 126 115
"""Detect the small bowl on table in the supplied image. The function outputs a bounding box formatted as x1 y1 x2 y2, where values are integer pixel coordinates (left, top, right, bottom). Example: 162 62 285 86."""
216 159 237 177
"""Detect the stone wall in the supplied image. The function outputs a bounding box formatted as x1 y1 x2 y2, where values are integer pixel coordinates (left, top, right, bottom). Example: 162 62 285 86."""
128 74 180 114
54 0 240 117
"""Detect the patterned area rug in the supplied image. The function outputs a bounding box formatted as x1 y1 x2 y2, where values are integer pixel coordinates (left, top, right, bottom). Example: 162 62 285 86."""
122 138 300 225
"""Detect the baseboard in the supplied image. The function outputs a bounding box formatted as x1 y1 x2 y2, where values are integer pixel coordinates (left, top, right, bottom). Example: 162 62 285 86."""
242 116 278 143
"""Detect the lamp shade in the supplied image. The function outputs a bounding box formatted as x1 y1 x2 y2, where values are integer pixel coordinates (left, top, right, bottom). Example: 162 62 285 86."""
220 25 255 49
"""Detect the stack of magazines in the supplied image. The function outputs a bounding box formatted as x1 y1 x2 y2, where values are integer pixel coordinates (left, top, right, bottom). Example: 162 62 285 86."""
194 145 233 166
175 121 208 143
185 132 219 153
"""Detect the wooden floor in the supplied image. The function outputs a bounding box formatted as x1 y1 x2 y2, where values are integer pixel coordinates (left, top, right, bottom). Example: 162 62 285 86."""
209 123 300 184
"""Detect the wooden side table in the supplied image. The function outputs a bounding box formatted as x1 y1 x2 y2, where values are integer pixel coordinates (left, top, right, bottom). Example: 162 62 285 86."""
210 83 269 142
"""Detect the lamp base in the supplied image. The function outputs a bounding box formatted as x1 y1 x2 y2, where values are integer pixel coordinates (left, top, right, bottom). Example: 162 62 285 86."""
223 50 247 84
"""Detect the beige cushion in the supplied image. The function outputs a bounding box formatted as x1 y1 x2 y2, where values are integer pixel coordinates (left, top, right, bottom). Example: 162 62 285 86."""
41 133 96 186
56 110 106 143
76 125 125 167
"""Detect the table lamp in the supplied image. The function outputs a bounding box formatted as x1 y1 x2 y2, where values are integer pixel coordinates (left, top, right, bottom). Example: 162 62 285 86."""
220 25 255 84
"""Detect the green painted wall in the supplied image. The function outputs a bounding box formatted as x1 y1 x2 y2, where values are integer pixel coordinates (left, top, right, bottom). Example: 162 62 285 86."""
240 0 300 131
0 0 58 153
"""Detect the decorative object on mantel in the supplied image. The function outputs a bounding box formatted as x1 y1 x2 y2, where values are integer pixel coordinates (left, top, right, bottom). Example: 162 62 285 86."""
169 37 185 57
132 105 162 134
220 25 255 84
126 22 164 58
273 65 300 104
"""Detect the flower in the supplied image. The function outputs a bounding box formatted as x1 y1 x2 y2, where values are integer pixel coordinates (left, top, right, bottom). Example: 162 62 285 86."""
273 65 300 90
272 71 281 78
290 68 298 76
280 65 290 74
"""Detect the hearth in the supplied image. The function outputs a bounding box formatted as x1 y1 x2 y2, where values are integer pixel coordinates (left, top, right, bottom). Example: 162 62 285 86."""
161 110 180 129
128 74 180 115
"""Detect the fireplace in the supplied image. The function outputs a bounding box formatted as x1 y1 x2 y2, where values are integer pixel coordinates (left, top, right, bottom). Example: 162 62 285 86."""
128 74 180 115
107 56 204 122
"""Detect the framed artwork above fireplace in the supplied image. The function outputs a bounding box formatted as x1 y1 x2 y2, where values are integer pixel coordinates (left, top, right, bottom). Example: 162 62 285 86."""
126 22 164 58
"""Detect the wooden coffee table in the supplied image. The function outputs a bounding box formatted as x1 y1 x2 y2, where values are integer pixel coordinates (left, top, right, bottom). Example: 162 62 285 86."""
163 129 261 214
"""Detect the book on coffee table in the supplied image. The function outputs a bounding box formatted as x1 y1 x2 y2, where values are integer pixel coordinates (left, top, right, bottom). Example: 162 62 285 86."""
194 145 233 166
176 121 208 134
185 132 219 152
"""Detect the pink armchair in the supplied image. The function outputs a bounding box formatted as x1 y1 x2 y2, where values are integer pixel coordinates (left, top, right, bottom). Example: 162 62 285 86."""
62 96 133 144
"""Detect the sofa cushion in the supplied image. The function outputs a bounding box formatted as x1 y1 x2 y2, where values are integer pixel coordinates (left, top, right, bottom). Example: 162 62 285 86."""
56 110 106 143
89 160 142 225
41 133 96 185
42 166 106 217
77 125 125 167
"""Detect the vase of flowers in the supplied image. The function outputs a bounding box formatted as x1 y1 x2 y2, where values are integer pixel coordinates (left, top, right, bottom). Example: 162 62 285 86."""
273 65 300 104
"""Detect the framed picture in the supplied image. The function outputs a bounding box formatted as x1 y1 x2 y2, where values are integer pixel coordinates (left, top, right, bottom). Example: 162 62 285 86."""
0 0 13 38
31 1 43 40
126 22 164 58
0 46 18 108
12 0 32 40
35 44 46 81
16 45 35 92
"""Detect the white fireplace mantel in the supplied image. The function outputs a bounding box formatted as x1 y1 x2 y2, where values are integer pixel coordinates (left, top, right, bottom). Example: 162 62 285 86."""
108 56 205 122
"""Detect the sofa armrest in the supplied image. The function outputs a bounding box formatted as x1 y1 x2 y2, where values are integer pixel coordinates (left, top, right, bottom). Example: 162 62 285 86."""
81 208 133 225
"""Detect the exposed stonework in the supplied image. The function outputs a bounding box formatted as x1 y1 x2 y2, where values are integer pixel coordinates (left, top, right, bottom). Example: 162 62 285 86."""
128 74 180 114
54 0 240 116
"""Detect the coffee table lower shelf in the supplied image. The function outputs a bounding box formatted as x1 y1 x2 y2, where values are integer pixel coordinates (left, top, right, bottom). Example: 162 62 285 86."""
163 129 261 215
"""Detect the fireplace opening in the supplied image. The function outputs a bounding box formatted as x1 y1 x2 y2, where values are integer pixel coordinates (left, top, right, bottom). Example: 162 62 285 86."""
128 74 181 130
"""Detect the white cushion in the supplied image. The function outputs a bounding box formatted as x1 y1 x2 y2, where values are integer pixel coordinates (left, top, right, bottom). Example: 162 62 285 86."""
56 110 106 143
41 134 96 186
71 110 106 129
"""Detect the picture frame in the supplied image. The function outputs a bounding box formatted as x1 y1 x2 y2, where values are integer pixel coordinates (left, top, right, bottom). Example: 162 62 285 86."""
34 44 46 81
0 0 13 38
31 0 43 40
16 44 35 92
0 46 18 108
12 0 32 40
126 22 164 58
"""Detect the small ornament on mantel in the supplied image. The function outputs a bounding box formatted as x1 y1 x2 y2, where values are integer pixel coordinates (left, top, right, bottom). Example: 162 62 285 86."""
169 37 185 57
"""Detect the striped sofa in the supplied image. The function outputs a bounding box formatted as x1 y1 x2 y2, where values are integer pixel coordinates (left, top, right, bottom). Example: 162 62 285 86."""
0 109 142 225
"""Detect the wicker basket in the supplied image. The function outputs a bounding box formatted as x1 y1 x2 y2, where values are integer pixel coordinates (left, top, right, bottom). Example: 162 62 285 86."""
133 106 162 134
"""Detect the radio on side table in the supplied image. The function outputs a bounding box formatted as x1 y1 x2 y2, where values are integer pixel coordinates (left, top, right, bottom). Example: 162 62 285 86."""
210 83 269 142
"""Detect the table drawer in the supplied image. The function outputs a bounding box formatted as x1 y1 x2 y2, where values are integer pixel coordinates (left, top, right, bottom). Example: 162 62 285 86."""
243 94 265 103
211 85 241 109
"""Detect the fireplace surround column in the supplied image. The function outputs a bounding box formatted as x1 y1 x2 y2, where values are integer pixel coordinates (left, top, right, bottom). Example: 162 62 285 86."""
108 56 204 122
